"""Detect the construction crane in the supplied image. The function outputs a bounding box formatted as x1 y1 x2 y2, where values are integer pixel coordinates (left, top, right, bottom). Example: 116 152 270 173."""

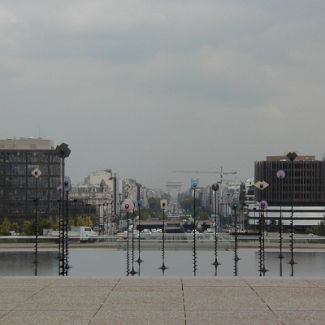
172 166 237 184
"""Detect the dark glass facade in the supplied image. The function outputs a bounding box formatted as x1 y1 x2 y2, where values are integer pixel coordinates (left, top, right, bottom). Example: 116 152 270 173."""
0 150 61 221
255 158 325 205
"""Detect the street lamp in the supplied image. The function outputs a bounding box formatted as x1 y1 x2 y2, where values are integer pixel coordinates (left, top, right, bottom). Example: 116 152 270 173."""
286 151 297 276
211 183 221 274
276 169 286 276
56 143 71 276
254 180 269 277
159 199 168 275
31 167 42 276
136 183 143 272
231 201 240 276
121 198 135 276
191 178 199 276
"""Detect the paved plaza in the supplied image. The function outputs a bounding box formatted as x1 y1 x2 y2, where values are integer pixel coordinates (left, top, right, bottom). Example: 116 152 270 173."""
0 277 325 324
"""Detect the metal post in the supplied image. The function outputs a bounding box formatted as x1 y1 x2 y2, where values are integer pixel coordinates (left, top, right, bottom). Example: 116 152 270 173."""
126 212 130 276
254 181 269 277
277 169 285 276
193 187 197 276
31 168 42 276
159 206 168 275
130 210 137 276
64 189 69 276
55 143 71 276
233 204 239 276
59 158 65 276
258 206 262 277
211 184 220 274
286 152 297 276
261 205 266 276
34 178 39 276
57 192 61 275
136 184 143 271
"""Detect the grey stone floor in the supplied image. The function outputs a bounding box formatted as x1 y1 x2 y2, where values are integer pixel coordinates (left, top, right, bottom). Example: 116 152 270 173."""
0 277 325 324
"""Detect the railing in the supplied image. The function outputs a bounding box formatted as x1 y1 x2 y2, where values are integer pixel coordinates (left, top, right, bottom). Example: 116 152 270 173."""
0 233 325 246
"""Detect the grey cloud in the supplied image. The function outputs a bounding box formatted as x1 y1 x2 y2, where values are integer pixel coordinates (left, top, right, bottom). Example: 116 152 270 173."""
1 1 325 188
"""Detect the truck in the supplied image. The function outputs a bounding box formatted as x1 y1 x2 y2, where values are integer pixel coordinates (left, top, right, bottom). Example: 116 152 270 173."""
43 226 98 243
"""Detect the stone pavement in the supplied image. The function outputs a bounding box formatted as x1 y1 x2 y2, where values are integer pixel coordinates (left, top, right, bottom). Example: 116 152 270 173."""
0 277 325 324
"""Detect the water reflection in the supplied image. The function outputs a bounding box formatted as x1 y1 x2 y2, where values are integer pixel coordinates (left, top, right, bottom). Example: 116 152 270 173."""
0 250 324 277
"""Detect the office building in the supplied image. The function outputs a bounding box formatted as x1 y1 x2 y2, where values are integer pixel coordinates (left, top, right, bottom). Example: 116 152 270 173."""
0 138 65 222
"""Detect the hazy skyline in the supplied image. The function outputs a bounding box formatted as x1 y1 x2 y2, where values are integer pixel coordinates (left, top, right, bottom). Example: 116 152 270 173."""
1 1 325 189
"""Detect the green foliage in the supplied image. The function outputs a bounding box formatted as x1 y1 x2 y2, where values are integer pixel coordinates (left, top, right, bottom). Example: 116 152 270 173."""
148 198 160 212
71 216 94 227
10 222 19 234
23 220 34 235
311 221 325 236
0 217 11 235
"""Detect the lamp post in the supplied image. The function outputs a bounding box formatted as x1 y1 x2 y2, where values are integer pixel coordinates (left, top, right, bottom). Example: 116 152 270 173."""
31 168 42 276
136 183 143 273
63 176 71 276
191 178 199 276
121 199 134 276
159 199 168 275
254 180 269 277
130 209 137 276
260 200 268 276
286 151 297 276
211 184 221 274
57 187 62 273
56 143 71 276
276 169 286 276
231 201 240 276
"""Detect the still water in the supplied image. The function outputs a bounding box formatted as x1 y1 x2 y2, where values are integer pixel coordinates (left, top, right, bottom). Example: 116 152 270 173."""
0 249 324 277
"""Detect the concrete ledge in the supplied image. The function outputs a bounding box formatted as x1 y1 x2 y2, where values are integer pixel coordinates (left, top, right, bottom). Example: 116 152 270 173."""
0 277 324 324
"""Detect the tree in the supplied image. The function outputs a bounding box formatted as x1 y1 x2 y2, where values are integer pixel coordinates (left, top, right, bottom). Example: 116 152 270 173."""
10 222 19 234
311 221 325 236
148 198 160 212
22 220 34 235
0 217 10 235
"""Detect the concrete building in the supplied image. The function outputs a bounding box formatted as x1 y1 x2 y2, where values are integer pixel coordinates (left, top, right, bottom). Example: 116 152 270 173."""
0 138 65 222
255 154 325 205
253 154 325 229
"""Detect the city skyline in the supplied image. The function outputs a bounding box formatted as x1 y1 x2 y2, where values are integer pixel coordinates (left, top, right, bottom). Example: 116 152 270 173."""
1 1 325 188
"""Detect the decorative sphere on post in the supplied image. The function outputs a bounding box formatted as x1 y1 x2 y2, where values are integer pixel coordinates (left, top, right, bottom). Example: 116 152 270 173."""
211 184 219 192
276 169 286 179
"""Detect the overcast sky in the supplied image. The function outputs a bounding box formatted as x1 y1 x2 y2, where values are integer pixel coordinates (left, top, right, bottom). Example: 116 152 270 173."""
1 0 325 189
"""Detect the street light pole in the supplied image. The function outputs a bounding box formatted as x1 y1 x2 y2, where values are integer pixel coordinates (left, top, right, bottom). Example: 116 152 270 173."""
287 151 297 276
31 168 41 276
159 199 168 275
211 184 220 274
254 180 269 277
191 178 198 276
136 183 143 272
276 169 286 276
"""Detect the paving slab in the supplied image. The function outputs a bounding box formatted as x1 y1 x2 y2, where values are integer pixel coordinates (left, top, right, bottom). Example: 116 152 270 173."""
182 277 247 287
93 309 185 325
118 278 182 287
308 279 325 288
253 286 325 311
183 286 268 311
0 310 93 325
246 278 313 287
0 277 55 288
97 303 184 312
106 290 184 305
276 311 325 325
186 310 281 325
54 277 119 287
39 285 113 296
0 277 324 324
